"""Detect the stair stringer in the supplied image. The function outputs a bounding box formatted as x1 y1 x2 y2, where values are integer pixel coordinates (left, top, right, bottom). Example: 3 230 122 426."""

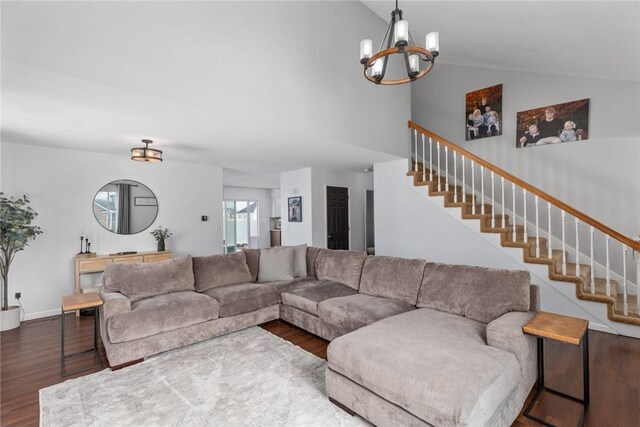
407 175 640 339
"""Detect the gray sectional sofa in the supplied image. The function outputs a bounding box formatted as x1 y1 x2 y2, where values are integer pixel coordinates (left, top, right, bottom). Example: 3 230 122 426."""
99 246 539 427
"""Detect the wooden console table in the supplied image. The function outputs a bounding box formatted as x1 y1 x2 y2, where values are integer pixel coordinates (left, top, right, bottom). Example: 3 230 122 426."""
74 251 172 295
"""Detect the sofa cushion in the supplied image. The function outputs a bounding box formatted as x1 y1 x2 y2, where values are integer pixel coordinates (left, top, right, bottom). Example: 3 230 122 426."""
193 251 252 292
259 277 316 291
318 294 415 332
292 244 308 278
417 263 531 324
281 280 358 316
327 308 521 426
258 247 295 282
103 256 194 302
201 282 280 317
315 249 367 290
359 255 426 305
306 246 322 278
107 291 219 343
241 248 261 282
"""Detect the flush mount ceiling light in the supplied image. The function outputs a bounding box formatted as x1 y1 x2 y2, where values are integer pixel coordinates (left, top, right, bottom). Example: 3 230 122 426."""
131 139 163 162
359 0 439 85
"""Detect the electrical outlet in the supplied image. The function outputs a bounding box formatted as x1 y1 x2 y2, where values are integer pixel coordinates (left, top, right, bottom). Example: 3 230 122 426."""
15 292 21 300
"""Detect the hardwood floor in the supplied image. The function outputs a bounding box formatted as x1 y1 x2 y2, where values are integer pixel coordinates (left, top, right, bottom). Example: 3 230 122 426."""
1 315 638 426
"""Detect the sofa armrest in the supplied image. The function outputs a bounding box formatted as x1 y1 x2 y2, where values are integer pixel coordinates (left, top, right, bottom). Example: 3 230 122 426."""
100 291 131 321
486 311 536 382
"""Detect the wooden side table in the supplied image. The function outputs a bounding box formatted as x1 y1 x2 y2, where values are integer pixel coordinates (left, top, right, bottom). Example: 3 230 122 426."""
61 293 104 377
523 311 590 427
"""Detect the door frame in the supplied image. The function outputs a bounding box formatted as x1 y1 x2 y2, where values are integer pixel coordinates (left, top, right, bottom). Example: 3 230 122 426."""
323 184 351 249
222 199 260 252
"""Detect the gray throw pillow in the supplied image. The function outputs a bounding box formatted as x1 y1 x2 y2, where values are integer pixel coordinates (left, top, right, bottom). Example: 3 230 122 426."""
293 244 308 278
259 247 295 282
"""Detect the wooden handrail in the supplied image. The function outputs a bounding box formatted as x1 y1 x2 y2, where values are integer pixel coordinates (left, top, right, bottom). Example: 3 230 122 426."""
408 120 640 251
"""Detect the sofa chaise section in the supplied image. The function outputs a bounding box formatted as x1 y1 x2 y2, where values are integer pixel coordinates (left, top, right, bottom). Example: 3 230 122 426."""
326 263 539 427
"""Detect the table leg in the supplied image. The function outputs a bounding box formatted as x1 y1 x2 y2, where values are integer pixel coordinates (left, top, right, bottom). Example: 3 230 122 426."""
60 310 65 376
94 308 99 352
538 336 545 390
583 329 590 406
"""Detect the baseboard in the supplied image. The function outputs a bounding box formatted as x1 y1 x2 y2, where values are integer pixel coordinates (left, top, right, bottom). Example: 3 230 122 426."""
24 308 61 321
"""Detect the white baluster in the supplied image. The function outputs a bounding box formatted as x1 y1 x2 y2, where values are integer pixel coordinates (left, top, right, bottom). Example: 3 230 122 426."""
480 166 485 215
523 189 528 242
413 130 418 172
422 134 426 181
501 177 505 228
606 235 611 296
535 196 540 257
437 140 441 191
547 202 552 259
471 162 476 214
491 171 495 228
512 183 516 241
622 244 628 315
561 210 566 275
462 156 466 200
429 137 433 182
454 151 458 201
590 226 595 294
445 146 449 190
575 218 580 279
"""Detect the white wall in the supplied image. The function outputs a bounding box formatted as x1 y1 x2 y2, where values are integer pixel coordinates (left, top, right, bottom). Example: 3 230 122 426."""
280 166 373 251
411 63 640 238
311 167 373 251
1 142 223 319
280 168 313 246
223 186 273 248
374 159 637 336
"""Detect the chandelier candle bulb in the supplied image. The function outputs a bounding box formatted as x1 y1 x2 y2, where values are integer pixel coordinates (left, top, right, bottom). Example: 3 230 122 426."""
372 59 384 77
426 32 440 55
408 54 419 73
394 20 409 46
360 39 373 63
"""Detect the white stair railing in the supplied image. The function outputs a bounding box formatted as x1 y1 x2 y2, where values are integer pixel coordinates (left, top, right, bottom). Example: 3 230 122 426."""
408 121 640 320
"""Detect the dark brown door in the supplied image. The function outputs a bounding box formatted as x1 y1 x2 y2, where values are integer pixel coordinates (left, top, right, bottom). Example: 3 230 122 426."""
326 186 349 250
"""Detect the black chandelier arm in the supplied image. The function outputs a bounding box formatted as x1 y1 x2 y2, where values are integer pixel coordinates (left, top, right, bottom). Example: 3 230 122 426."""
402 50 415 79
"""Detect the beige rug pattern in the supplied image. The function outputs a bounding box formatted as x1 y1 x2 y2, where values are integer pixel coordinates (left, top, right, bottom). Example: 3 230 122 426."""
40 327 367 426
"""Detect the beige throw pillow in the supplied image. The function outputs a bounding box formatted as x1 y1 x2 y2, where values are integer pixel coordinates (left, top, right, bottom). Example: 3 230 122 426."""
259 247 295 282
293 244 308 278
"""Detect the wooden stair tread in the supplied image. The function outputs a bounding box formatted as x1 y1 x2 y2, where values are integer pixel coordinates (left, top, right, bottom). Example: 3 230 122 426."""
407 166 640 326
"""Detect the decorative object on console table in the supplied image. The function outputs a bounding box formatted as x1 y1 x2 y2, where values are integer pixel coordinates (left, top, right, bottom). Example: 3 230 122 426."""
0 193 43 331
74 251 173 295
150 226 172 252
523 311 590 426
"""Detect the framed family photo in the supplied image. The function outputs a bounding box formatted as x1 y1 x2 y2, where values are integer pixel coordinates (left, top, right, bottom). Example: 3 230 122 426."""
516 99 590 148
465 84 502 141
288 196 302 222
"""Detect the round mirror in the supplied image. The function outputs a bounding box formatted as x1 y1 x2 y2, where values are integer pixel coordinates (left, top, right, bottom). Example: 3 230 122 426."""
93 179 158 235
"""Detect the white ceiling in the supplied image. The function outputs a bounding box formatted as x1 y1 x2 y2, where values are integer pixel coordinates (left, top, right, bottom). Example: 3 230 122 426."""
361 1 640 82
2 1 637 190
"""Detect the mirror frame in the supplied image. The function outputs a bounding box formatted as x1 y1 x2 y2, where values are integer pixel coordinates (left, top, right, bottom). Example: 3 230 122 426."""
92 179 159 235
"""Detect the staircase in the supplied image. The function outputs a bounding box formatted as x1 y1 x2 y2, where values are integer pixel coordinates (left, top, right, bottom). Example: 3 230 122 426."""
406 121 640 327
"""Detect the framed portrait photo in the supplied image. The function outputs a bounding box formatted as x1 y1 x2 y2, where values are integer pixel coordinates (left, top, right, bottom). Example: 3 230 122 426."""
288 196 302 222
516 99 590 148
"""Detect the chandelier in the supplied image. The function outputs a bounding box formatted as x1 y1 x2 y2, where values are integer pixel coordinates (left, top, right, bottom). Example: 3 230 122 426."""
359 1 439 85
131 139 163 162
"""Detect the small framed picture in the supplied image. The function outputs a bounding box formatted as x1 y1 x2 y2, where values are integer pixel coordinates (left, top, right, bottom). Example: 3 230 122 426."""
288 196 302 222
134 197 158 206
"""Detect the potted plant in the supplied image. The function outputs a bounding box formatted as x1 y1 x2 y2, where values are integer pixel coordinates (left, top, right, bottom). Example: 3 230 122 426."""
151 226 172 252
0 193 43 331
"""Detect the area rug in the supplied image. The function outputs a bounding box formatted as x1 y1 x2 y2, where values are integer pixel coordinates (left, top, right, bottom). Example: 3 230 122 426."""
40 327 367 426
